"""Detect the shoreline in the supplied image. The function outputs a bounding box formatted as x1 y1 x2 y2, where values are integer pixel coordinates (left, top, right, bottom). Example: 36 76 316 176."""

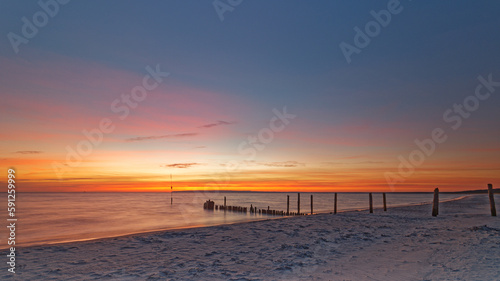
6 195 471 250
3 194 499 280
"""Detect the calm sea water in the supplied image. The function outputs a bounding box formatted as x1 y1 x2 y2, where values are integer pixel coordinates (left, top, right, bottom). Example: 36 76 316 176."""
0 192 463 248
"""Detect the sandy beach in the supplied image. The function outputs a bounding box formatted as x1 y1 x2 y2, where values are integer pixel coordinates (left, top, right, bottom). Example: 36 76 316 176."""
4 194 499 280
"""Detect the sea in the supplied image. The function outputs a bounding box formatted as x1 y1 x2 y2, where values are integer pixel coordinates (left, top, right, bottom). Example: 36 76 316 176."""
0 192 463 248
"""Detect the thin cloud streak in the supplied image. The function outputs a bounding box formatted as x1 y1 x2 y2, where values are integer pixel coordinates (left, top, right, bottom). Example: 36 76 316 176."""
220 160 305 168
198 120 235 129
14 151 43 154
125 133 197 142
162 163 202 168
259 161 305 168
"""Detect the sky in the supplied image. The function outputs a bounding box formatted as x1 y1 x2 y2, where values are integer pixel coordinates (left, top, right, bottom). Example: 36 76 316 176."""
0 0 499 192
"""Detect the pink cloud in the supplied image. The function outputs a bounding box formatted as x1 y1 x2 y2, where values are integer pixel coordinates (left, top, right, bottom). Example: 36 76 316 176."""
0 52 253 150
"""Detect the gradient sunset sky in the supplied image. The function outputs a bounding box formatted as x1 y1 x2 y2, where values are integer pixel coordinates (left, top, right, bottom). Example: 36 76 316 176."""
1 1 499 192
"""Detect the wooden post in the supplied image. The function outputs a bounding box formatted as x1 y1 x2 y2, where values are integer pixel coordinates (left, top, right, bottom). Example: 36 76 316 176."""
287 195 290 216
369 193 373 213
297 193 300 215
432 188 439 217
224 196 226 209
310 194 313 214
334 193 337 214
383 193 387 211
488 184 496 217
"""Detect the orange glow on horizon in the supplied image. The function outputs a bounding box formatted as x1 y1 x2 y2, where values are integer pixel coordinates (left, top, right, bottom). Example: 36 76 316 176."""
4 176 498 193
1 53 499 195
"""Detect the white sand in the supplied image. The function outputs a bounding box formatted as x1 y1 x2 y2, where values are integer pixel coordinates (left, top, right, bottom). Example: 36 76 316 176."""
4 195 499 280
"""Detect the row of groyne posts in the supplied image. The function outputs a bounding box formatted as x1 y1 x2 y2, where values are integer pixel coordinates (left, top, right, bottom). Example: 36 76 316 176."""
203 192 389 216
432 183 497 217
204 183 498 217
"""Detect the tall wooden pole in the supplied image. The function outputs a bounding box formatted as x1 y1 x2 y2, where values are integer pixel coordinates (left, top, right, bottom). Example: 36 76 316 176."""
383 193 387 211
488 184 496 216
369 193 373 213
334 193 337 214
224 196 226 210
310 194 313 214
287 195 290 216
297 193 300 215
432 188 439 217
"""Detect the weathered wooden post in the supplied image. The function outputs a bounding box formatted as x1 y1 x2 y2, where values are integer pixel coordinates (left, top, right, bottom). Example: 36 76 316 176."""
432 188 439 217
224 196 226 210
287 195 290 216
334 193 337 214
369 193 373 213
488 184 496 216
297 193 301 215
311 194 313 215
383 193 387 211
